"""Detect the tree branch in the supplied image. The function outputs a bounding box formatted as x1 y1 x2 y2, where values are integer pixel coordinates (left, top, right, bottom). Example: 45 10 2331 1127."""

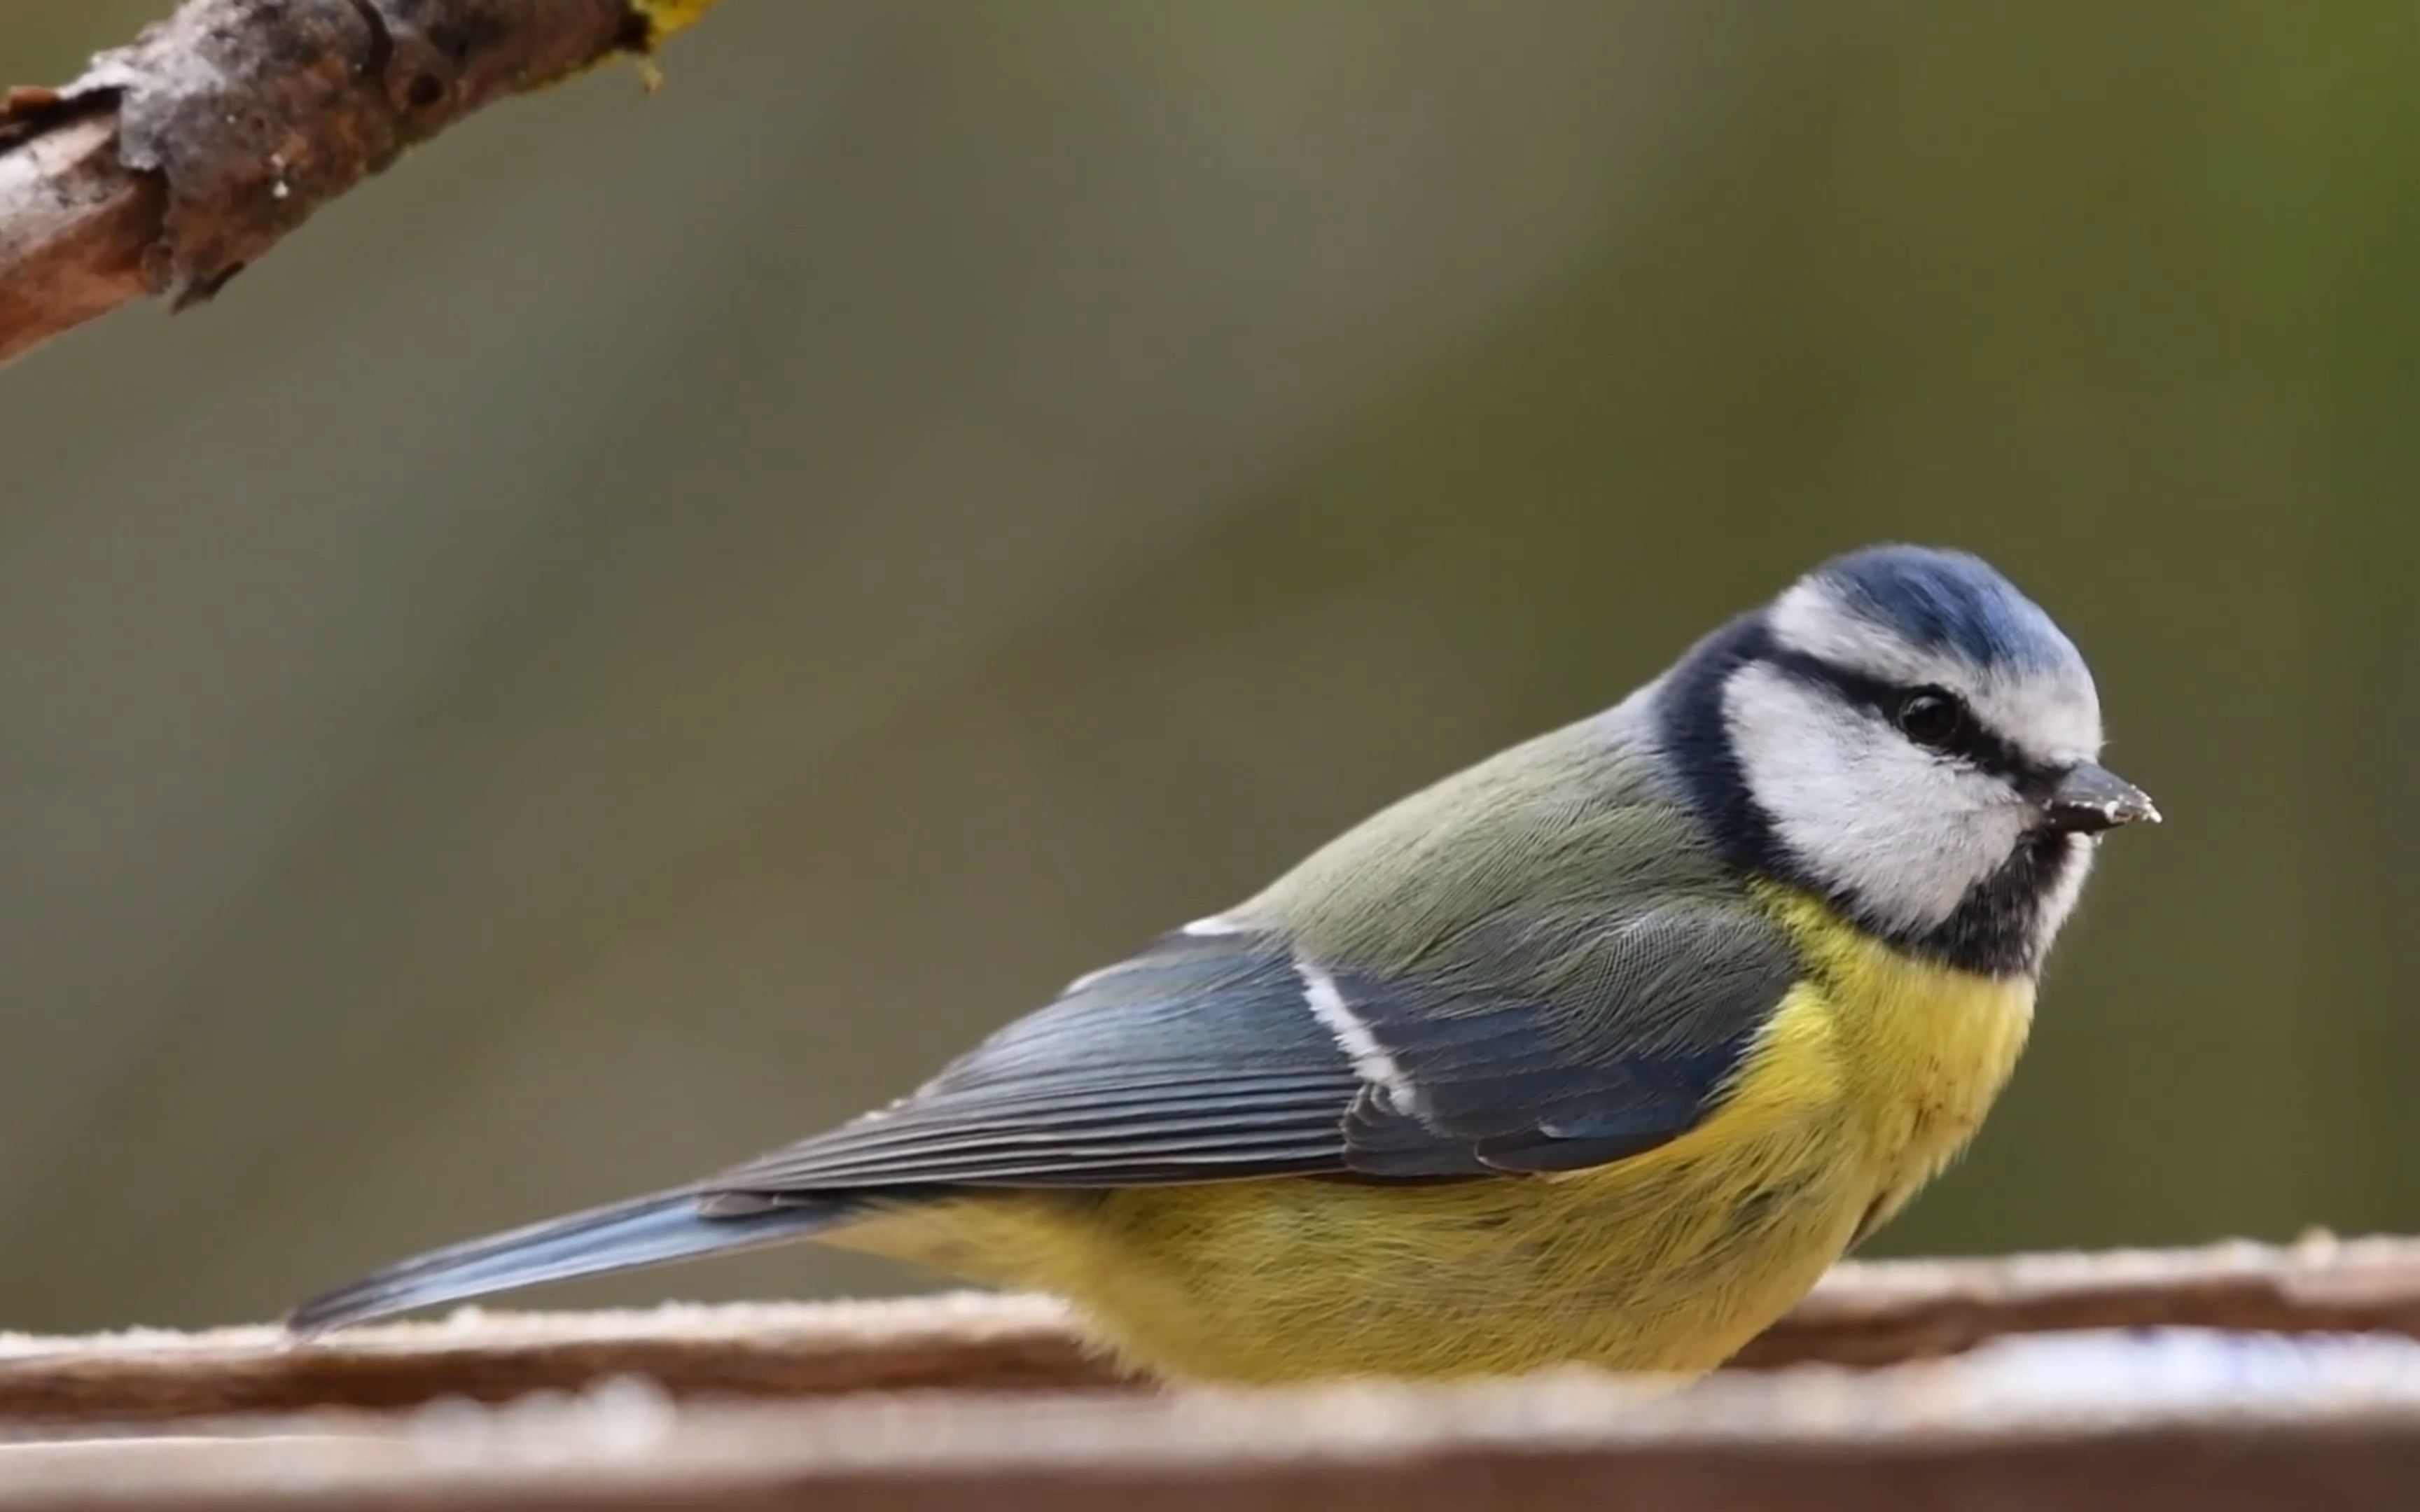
0 0 718 366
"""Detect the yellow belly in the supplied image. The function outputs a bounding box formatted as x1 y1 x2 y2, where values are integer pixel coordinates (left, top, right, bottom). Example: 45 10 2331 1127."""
834 889 2033 1382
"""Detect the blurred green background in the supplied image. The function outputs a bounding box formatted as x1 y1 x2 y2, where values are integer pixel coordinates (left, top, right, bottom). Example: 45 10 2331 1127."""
0 2 2411 1334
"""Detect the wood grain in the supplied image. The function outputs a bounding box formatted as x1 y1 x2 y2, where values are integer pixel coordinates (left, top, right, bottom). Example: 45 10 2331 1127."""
0 1233 2412 1424
5 1327 2420 1509
2 1236 2418 1507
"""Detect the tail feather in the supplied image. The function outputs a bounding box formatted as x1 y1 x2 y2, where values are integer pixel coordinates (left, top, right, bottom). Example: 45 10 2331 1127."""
286 1191 851 1335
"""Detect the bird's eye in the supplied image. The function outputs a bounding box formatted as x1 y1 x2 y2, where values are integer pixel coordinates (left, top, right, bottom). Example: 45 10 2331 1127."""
1891 688 1968 749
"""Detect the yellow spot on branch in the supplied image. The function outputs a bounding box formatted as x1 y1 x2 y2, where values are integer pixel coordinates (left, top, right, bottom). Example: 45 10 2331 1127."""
632 0 723 46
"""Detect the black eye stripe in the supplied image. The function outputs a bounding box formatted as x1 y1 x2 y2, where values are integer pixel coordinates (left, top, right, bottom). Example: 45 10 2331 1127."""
1658 610 2081 976
1763 649 2045 783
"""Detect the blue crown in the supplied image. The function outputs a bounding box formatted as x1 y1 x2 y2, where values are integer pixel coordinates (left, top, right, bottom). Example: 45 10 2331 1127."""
1812 545 2080 675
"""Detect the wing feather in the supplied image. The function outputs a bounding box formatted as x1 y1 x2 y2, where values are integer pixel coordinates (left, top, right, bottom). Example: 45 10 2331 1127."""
700 728 1800 1200
697 901 1793 1200
703 938 1364 1196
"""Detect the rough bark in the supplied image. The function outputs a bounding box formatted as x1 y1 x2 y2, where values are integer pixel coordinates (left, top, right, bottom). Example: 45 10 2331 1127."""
0 0 707 365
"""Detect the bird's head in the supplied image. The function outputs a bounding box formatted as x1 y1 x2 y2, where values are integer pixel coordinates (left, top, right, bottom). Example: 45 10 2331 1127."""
1659 544 2157 976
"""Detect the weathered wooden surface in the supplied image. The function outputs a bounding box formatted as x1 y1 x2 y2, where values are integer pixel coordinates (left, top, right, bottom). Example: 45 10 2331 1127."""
0 1236 2412 1507
2 1236 2418 1507
1 1233 2411 1424
4 1327 2420 1509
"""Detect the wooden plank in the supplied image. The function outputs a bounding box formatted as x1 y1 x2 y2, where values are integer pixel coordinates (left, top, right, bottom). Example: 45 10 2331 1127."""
4 1236 2419 1508
2 1233 2412 1424
4 1328 2420 1509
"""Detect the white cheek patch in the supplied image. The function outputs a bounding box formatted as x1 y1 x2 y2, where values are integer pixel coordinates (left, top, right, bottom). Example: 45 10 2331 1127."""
2032 833 2098 944
1769 582 2105 763
1725 664 2032 934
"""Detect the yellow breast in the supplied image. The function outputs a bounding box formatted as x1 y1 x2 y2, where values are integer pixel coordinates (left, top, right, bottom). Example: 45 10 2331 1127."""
833 888 2035 1384
1753 884 2036 1239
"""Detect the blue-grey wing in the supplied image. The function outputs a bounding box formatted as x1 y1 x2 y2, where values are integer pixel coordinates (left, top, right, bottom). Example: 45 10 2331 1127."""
699 902 1796 1202
709 930 1358 1194
1327 897 1794 1175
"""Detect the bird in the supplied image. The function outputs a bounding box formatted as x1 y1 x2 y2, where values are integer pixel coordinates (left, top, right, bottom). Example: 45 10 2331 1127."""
287 543 2157 1383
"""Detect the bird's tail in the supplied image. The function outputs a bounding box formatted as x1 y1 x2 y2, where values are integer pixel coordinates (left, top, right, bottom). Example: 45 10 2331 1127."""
286 1190 851 1335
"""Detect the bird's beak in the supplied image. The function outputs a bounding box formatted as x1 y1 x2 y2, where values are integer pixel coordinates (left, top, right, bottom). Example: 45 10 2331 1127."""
2043 762 2161 834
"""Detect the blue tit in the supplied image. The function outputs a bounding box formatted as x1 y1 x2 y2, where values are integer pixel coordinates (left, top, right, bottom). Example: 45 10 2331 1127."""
289 544 2157 1382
